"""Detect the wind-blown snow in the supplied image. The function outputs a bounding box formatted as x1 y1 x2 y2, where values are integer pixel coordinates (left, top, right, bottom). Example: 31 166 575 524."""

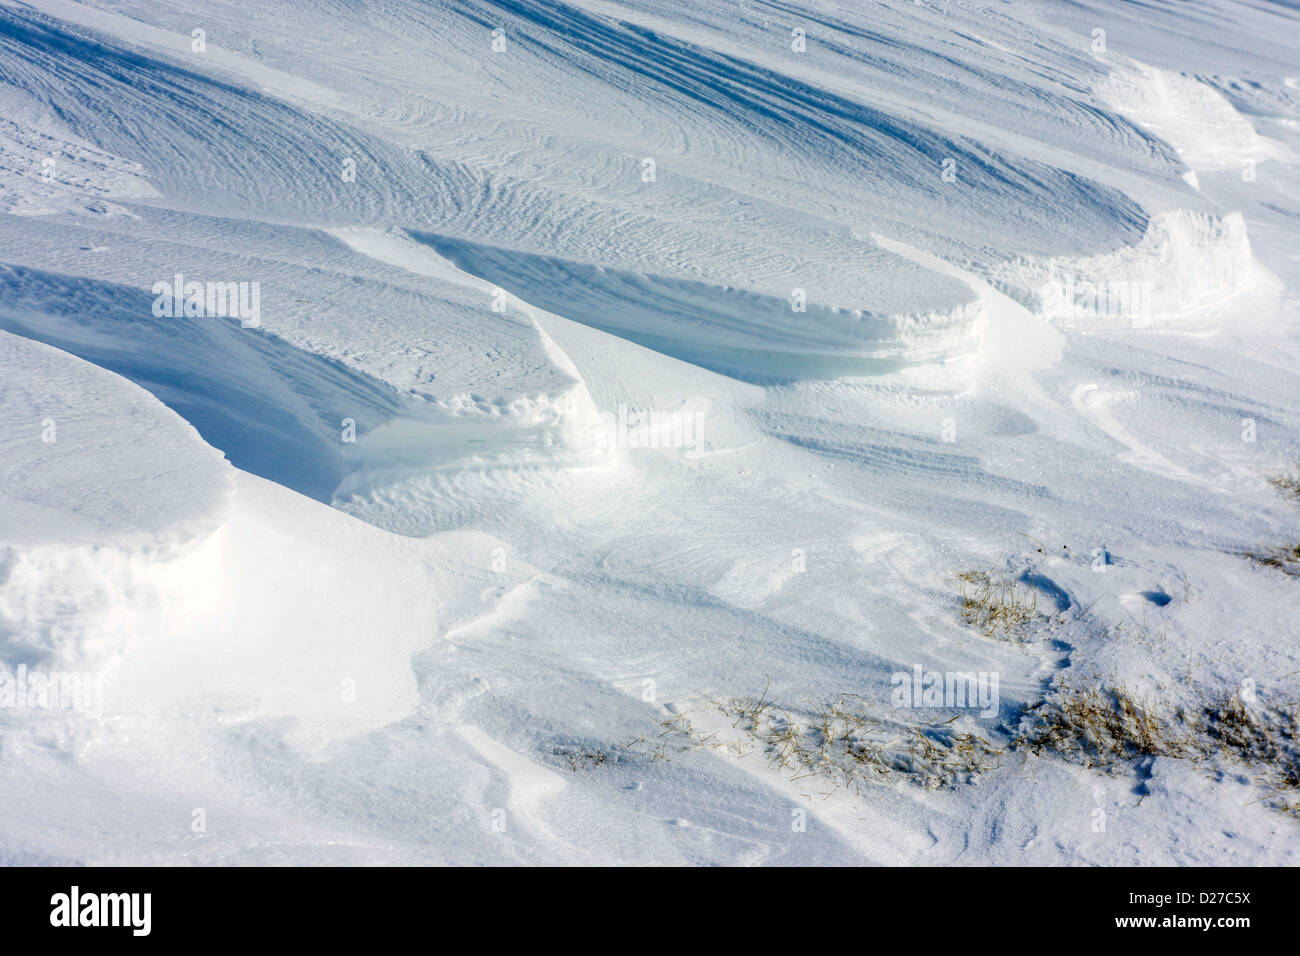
1 0 1299 864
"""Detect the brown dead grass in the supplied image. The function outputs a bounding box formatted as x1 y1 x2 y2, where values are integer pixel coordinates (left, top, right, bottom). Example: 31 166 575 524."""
1243 542 1300 577
1244 469 1300 575
712 692 1003 794
1267 469 1300 502
957 570 1040 636
1017 677 1300 817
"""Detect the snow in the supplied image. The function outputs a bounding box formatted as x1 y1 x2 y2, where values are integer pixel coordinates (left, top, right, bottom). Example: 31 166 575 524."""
1 0 1299 864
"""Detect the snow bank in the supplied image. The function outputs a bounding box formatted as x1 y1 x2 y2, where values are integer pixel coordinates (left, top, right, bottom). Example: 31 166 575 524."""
0 330 231 671
0 331 531 741
2 0 1299 866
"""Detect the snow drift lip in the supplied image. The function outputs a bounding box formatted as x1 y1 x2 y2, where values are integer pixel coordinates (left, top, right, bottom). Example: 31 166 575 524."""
986 210 1255 328
410 231 984 383
0 264 406 503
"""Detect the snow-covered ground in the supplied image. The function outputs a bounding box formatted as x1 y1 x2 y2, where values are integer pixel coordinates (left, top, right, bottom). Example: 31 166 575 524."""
1 0 1299 864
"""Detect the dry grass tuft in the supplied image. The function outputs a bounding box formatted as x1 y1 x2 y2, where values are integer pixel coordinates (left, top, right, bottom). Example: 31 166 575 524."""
645 677 1299 818
957 570 1040 636
553 745 611 771
1243 542 1300 577
1017 678 1300 817
1267 469 1300 502
1197 691 1300 816
707 692 1003 794
1244 469 1300 576
1016 677 1187 764
623 710 734 763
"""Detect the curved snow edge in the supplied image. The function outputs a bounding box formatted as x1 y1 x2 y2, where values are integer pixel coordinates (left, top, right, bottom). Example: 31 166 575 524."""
986 210 1253 328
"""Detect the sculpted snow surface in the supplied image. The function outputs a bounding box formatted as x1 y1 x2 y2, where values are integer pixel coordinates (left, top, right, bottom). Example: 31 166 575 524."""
1 0 1299 864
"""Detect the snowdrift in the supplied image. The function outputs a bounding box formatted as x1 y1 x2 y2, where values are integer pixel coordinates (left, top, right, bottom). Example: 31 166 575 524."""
1 0 1299 866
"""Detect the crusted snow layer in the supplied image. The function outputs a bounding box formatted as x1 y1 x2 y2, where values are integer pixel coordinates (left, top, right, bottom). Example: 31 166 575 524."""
1 0 1299 867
